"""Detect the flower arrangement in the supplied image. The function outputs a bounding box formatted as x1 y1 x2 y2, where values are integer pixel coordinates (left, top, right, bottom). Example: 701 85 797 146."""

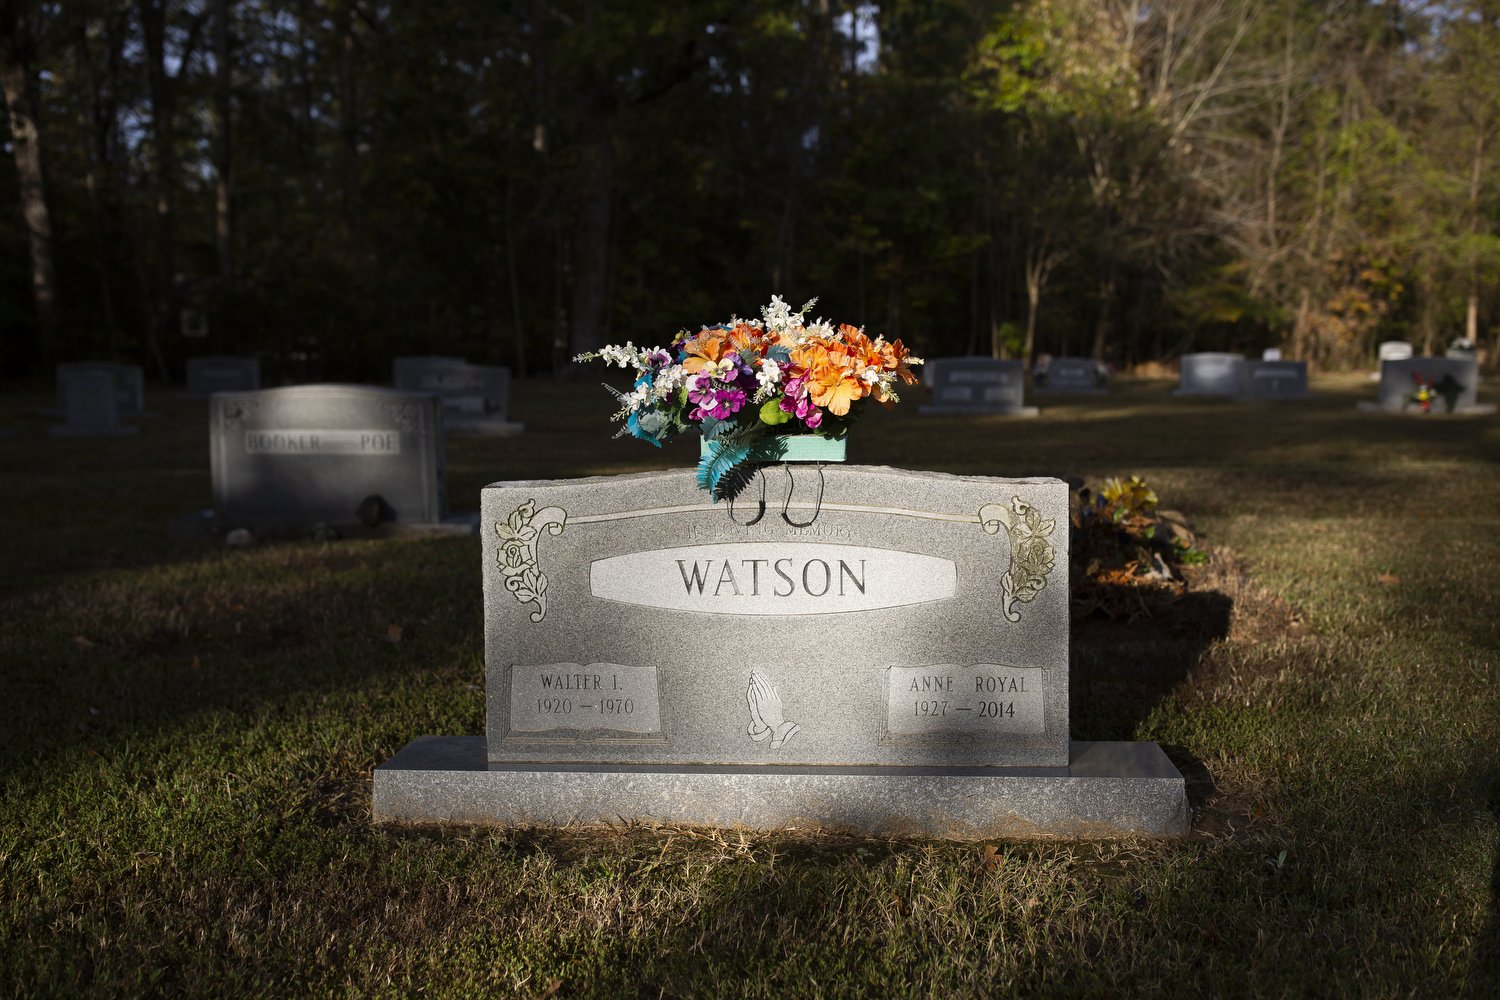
576 296 922 498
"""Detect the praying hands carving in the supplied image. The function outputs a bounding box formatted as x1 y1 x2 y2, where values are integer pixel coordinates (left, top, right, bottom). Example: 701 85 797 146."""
745 670 801 750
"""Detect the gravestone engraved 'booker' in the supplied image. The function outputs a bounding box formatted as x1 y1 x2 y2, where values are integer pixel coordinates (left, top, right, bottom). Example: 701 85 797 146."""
185 356 260 397
1038 357 1107 393
921 357 1039 416
1174 353 1246 396
1359 356 1496 415
1242 360 1309 400
49 369 139 436
374 465 1188 838
392 358 523 436
211 384 461 527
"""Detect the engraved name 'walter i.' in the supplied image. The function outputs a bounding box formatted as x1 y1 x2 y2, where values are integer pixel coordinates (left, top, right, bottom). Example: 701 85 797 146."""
590 542 957 615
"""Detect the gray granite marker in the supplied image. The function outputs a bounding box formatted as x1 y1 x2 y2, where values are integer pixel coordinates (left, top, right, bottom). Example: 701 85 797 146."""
53 362 144 416
920 357 1038 416
1174 353 1246 396
185 356 260 397
375 465 1188 838
1037 357 1107 393
209 384 476 530
49 369 139 437
1359 356 1495 414
392 357 523 436
1372 340 1413 381
1242 360 1309 400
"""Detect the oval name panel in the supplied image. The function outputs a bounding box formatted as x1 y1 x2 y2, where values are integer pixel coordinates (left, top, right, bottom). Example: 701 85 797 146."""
589 542 957 616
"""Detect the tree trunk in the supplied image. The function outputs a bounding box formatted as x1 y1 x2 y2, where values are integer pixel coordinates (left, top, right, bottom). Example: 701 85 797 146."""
1091 265 1116 361
1 50 59 364
139 0 176 378
214 0 234 292
567 96 614 361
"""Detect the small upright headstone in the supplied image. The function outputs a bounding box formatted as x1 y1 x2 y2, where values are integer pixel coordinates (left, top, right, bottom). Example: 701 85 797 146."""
1174 353 1246 396
392 358 523 436
49 369 139 437
209 384 475 531
185 356 260 397
1372 340 1414 381
1243 360 1309 400
53 362 145 416
1262 348 1283 361
1037 356 1107 393
1360 356 1495 414
375 466 1188 838
920 357 1038 416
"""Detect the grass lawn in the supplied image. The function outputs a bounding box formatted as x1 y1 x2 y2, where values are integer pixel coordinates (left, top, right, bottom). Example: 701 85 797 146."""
2 373 1497 996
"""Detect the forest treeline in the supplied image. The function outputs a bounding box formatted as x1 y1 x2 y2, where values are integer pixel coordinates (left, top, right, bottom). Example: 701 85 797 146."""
2 0 1497 381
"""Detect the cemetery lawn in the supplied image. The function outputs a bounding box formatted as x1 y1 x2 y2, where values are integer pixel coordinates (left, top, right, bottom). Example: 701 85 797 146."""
2 373 1497 997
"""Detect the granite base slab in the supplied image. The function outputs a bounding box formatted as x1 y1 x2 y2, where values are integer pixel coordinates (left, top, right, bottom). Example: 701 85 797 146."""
1355 401 1497 415
917 405 1041 418
373 736 1188 839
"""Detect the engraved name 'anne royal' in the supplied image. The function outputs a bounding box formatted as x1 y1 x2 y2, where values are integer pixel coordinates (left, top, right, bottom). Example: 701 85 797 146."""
589 543 957 616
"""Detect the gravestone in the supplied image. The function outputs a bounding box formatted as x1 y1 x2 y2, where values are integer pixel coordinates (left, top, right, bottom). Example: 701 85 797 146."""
392 358 523 436
920 357 1039 416
49 369 139 437
375 465 1188 838
1243 360 1309 400
208 384 476 531
1261 348 1282 361
1174 353 1246 396
52 362 144 416
1037 357 1107 393
184 356 260 397
1372 340 1413 380
1358 357 1495 414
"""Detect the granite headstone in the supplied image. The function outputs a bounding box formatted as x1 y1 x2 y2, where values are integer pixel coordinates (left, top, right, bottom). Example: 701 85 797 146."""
53 362 144 416
1359 356 1494 414
375 465 1188 838
1174 353 1246 396
392 358 523 435
1243 360 1309 400
1038 357 1107 393
1372 340 1414 380
185 356 260 397
49 369 139 437
921 357 1038 416
209 384 468 528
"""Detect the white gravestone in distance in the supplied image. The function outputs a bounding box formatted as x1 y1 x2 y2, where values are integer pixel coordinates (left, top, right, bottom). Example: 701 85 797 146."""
1262 348 1283 361
1243 360 1309 400
1372 340 1413 380
185 356 260 397
53 362 144 417
1359 356 1495 414
1038 357 1107 393
209 384 474 529
374 465 1188 838
392 358 523 436
1174 353 1246 396
49 369 139 437
920 357 1038 416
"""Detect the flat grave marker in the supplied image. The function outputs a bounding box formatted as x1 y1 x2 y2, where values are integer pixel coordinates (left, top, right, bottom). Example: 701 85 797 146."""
376 465 1188 838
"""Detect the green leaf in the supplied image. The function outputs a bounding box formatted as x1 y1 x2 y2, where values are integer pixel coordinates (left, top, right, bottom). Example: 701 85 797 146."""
759 397 792 425
695 439 754 502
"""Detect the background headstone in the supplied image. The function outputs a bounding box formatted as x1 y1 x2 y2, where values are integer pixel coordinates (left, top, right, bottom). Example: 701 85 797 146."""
375 466 1188 838
1373 340 1414 380
392 358 523 435
210 384 450 526
54 363 144 416
185 356 261 397
1243 360 1309 399
49 369 139 436
1038 356 1107 393
1262 348 1283 361
1174 353 1246 396
1365 356 1492 413
921 357 1038 415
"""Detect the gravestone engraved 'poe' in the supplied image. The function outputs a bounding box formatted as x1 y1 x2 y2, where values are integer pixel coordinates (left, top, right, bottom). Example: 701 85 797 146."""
185 356 260 397
49 369 139 437
54 362 145 416
1174 353 1246 396
1243 360 1309 400
392 358 523 435
921 357 1038 416
1359 356 1495 414
375 465 1188 838
1038 357 1107 393
210 384 452 526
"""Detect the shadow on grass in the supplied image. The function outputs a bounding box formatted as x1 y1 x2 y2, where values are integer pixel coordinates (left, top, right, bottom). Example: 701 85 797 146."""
1471 776 1500 998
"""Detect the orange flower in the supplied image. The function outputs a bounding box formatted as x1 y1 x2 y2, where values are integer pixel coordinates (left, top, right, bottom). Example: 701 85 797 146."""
805 345 866 416
681 329 730 375
879 338 920 385
725 321 766 357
